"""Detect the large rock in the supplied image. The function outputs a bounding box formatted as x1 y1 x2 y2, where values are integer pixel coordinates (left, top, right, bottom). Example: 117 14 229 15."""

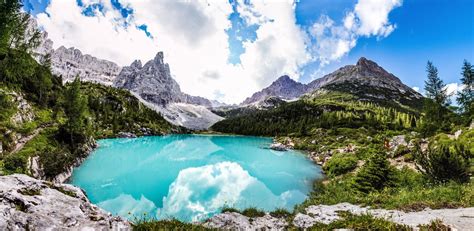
204 212 287 230
0 174 130 230
292 203 474 230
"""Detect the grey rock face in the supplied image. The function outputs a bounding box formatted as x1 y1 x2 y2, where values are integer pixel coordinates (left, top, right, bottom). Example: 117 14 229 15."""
9 91 35 126
204 212 288 230
50 46 122 85
242 58 422 105
32 18 121 85
114 53 222 129
0 174 130 230
114 52 212 107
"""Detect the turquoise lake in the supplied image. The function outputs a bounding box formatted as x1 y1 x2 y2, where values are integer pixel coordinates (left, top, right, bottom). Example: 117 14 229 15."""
71 135 322 222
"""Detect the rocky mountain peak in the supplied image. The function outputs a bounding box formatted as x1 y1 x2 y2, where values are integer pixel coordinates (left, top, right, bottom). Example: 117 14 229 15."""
113 52 214 107
130 60 142 69
242 75 308 105
243 57 422 107
153 51 165 65
356 57 371 66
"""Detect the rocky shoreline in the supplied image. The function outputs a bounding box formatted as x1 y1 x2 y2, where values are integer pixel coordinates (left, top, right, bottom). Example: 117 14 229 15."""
203 203 474 230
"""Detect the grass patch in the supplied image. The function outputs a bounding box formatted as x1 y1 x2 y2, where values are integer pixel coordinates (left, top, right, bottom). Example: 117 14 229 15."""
45 182 78 198
323 153 358 177
269 208 291 218
132 219 214 231
301 167 474 212
17 188 41 196
241 207 265 218
307 212 411 230
221 206 239 213
418 219 451 231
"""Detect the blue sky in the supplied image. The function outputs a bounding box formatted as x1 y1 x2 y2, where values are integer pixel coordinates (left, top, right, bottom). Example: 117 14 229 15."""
24 0 474 103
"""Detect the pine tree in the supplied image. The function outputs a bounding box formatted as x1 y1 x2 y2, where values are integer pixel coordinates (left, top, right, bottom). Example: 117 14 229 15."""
420 61 453 136
457 60 474 120
0 0 40 54
424 61 449 106
63 77 89 146
352 151 395 193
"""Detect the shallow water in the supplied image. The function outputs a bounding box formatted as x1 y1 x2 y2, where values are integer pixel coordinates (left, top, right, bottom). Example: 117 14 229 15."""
71 135 322 222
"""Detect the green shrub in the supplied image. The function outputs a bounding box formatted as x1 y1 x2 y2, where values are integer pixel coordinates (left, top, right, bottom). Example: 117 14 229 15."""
418 219 451 231
269 208 291 218
3 154 27 173
241 207 265 217
352 152 395 193
221 206 239 213
323 153 358 177
393 145 410 158
403 153 414 162
414 142 471 183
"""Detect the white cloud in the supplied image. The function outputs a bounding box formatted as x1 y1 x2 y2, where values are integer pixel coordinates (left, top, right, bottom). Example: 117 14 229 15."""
35 0 401 104
308 0 402 66
36 0 156 65
36 0 312 104
444 83 465 96
353 0 402 37
412 86 420 93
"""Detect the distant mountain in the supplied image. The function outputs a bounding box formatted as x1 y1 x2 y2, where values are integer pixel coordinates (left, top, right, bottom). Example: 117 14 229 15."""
114 52 215 107
242 75 308 105
241 57 422 109
33 22 121 85
113 52 222 130
307 57 422 108
32 16 221 130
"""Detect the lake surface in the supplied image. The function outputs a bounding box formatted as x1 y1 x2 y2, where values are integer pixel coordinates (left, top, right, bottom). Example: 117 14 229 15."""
71 135 322 222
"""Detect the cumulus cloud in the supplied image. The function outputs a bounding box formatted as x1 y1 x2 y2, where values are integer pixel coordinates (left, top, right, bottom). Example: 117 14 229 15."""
444 82 465 96
35 0 401 103
309 0 402 66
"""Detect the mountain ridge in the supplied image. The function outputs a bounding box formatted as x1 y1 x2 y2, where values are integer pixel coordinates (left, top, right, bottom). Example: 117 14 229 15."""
241 57 422 107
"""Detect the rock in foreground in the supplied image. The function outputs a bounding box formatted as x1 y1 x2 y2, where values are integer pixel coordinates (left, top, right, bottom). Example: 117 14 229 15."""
204 212 288 230
0 174 130 230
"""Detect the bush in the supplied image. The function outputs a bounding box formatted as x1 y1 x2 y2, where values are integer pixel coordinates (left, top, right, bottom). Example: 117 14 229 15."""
352 152 395 193
414 142 471 183
221 206 239 213
323 153 358 177
393 145 410 158
39 146 73 179
403 153 414 162
269 208 291 218
241 207 265 217
418 219 451 231
3 154 27 173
